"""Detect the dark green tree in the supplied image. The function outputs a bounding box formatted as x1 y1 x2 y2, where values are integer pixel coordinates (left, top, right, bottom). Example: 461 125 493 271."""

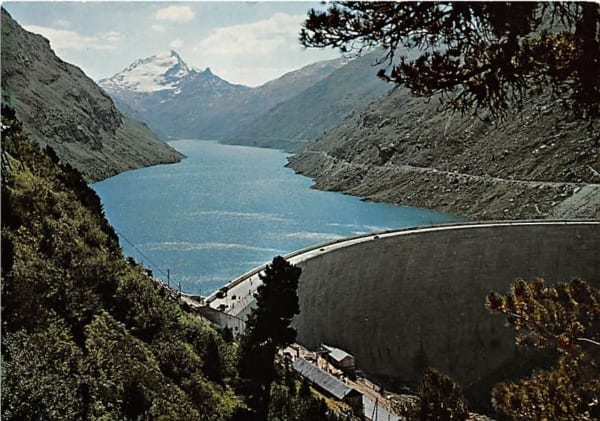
486 278 600 419
419 368 469 420
301 2 600 118
299 377 311 398
238 256 301 420
1 320 85 420
222 326 235 343
203 333 224 384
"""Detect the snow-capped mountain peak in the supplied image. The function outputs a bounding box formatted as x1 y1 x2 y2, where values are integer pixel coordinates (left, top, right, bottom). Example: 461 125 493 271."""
99 50 198 93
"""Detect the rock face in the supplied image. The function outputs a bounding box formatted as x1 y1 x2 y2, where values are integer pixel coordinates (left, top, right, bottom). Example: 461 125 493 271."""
1 8 184 182
288 87 600 220
99 51 348 142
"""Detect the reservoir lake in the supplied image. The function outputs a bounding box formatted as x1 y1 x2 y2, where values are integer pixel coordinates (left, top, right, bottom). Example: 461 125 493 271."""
92 139 460 295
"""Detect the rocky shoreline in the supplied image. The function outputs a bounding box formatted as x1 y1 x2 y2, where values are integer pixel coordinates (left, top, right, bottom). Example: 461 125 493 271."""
287 86 600 221
288 150 600 221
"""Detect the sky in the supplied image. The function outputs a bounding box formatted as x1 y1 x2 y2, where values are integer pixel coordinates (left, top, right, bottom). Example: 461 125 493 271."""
3 1 342 87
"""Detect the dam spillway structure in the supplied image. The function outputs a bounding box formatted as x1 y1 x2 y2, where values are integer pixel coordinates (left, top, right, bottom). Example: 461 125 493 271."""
205 220 600 406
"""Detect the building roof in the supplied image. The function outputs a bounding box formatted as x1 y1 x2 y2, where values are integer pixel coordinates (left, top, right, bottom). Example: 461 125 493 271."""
322 344 355 363
293 358 360 401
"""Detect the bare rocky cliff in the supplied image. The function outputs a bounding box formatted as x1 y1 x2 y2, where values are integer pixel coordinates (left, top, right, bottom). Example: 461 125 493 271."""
1 8 184 182
288 87 600 220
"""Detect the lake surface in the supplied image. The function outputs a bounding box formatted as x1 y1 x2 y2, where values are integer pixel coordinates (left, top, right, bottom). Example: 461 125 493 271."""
92 140 460 295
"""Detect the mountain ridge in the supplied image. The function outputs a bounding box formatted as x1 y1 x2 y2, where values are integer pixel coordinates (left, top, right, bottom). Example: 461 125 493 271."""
223 50 393 152
98 50 197 93
99 51 347 140
98 50 247 97
0 8 184 182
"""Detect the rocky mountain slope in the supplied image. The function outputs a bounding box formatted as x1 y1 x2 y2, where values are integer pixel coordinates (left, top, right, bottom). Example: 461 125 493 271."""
288 87 600 220
224 51 392 152
99 51 347 141
1 8 184 182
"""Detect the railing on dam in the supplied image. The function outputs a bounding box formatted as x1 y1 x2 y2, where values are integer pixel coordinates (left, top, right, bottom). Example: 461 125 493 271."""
205 219 599 322
207 219 599 298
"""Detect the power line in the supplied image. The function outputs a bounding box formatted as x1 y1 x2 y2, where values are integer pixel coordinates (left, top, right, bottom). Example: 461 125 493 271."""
112 228 189 296
113 227 169 279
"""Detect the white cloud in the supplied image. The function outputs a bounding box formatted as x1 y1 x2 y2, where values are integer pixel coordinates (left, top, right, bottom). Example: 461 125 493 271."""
104 31 123 43
169 37 184 49
24 25 122 50
189 12 340 85
151 24 166 33
196 12 304 57
52 19 71 29
154 6 195 23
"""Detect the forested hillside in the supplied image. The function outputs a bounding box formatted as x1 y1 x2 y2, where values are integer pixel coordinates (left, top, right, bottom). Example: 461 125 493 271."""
1 106 341 420
0 107 242 419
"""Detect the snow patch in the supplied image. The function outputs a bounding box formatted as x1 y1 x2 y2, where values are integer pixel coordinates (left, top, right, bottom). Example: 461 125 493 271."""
101 50 194 93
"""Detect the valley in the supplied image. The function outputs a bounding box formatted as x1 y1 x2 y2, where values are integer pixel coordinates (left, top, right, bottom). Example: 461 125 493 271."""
7 3 595 222
98 50 357 144
95 39 599 221
2 2 599 420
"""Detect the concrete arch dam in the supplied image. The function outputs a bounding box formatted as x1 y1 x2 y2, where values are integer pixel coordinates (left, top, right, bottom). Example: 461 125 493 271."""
206 220 599 404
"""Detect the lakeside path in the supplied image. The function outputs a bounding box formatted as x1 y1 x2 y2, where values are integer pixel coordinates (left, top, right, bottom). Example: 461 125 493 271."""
289 150 600 219
302 150 600 189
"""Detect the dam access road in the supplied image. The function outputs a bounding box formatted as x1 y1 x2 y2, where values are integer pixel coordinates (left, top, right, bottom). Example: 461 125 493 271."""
197 220 599 406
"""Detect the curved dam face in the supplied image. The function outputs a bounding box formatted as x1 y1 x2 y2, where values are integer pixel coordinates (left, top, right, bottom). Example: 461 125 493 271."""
292 221 599 401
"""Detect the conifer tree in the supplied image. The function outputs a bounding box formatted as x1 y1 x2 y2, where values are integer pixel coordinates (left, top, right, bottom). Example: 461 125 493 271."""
419 368 469 420
238 256 301 420
301 2 600 118
486 278 600 419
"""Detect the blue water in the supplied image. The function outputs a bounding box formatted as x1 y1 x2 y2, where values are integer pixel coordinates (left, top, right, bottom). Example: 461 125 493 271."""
92 140 460 295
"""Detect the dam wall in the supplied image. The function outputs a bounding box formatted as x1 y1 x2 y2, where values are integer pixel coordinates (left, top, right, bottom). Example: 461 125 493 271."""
206 221 599 404
292 221 600 400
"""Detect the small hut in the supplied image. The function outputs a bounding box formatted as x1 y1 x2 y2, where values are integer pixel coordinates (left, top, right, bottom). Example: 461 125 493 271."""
321 344 356 376
293 358 363 416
